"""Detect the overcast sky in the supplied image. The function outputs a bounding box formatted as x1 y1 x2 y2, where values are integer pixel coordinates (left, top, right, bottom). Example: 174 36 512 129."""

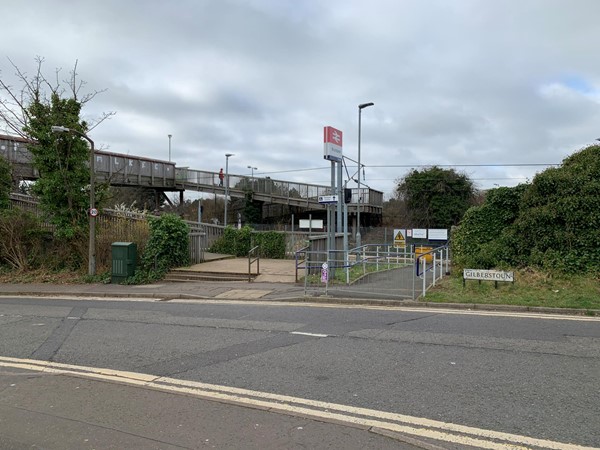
2 0 600 199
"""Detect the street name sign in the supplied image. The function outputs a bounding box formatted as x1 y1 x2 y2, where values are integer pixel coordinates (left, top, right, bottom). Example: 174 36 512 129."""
463 269 514 289
463 269 514 282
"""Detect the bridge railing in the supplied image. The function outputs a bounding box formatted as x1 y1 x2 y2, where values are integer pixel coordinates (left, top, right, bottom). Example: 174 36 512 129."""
175 168 384 209
2 133 383 210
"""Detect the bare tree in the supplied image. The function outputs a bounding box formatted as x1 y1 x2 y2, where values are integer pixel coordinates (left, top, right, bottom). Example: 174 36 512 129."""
0 56 115 138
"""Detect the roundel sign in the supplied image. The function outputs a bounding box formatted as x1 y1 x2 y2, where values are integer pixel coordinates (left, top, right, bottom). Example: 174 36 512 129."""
89 208 99 217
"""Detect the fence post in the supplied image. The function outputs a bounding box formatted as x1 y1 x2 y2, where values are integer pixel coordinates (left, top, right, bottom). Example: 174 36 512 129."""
362 246 366 275
433 252 437 286
304 253 309 296
422 257 426 297
412 254 416 300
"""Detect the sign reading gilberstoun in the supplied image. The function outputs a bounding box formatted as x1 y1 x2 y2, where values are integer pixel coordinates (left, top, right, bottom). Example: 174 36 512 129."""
463 269 514 282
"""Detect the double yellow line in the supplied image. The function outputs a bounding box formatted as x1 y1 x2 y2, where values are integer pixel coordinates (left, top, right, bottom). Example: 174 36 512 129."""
0 356 595 450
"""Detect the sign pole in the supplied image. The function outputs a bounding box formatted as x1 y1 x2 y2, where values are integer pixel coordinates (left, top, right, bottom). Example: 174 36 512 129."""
323 125 344 282
336 160 342 233
329 160 336 278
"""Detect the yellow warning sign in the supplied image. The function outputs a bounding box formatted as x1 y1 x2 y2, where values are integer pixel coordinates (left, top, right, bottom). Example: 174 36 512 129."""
393 229 406 248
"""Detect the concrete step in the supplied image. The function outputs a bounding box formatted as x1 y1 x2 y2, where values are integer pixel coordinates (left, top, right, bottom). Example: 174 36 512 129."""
164 270 256 282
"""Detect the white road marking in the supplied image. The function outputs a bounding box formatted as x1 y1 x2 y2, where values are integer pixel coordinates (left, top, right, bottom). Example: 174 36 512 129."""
1 295 597 321
0 295 158 302
170 299 600 322
290 331 329 338
0 356 594 449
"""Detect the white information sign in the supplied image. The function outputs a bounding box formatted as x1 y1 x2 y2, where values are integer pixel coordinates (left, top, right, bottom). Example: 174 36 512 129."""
299 219 323 230
412 228 427 239
463 269 514 282
428 229 448 240
318 195 338 204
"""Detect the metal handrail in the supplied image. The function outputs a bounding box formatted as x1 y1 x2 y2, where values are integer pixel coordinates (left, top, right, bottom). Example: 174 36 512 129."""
415 244 450 298
248 245 260 282
294 245 310 282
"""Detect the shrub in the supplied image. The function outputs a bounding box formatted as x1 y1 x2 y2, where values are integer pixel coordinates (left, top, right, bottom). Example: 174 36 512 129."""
0 209 46 271
139 214 189 275
453 145 600 274
253 231 286 259
209 226 286 258
209 226 252 256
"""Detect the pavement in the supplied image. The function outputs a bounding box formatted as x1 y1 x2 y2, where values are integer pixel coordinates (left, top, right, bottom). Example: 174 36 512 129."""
0 363 426 450
0 252 598 316
0 253 309 303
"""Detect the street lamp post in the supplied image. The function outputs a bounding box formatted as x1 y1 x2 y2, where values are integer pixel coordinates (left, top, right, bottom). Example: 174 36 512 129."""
51 125 96 276
168 134 172 162
356 102 374 248
224 153 234 226
247 165 258 191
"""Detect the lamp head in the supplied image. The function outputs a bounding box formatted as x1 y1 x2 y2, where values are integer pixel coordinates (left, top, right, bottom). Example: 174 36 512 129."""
51 125 70 133
359 102 374 109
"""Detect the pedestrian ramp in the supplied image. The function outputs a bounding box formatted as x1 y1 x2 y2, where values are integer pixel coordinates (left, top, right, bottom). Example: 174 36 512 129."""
299 244 450 300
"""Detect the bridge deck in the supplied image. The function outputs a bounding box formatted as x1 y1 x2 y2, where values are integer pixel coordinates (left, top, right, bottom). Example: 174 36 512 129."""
1 134 382 214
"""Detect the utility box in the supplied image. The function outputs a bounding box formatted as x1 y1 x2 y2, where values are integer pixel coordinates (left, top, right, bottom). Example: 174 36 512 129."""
111 242 137 284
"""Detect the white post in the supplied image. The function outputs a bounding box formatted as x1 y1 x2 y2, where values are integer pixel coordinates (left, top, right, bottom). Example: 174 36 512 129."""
433 252 437 286
422 257 426 297
344 201 349 284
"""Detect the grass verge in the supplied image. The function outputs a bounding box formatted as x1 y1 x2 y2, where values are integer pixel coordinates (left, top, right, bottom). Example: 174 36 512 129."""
426 268 600 311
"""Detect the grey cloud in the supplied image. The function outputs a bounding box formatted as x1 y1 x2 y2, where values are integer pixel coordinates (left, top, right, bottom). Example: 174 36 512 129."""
2 0 600 198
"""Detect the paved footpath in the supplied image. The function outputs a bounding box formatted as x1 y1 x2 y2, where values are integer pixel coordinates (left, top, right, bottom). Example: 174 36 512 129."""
0 365 425 450
1 254 597 314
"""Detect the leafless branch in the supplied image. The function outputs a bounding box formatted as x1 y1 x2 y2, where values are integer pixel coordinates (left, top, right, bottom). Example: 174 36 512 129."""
0 56 115 137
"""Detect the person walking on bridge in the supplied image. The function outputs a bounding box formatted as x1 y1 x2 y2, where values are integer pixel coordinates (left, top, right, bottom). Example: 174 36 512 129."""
218 168 224 186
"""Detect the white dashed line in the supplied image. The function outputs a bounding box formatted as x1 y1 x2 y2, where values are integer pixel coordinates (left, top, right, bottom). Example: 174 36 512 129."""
290 331 329 338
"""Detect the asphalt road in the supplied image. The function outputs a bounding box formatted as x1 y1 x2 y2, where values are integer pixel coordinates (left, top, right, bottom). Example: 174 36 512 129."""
0 295 598 448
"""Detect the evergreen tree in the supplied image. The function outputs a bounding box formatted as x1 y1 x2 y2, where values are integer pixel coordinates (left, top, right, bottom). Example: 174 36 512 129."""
395 166 475 229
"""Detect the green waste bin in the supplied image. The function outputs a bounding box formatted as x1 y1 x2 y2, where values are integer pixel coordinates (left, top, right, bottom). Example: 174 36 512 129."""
111 242 137 284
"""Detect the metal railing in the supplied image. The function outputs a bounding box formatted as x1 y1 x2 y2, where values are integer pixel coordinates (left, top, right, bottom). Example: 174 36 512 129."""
248 245 260 282
297 243 450 300
295 245 310 283
176 167 383 212
1 134 383 214
415 245 450 298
